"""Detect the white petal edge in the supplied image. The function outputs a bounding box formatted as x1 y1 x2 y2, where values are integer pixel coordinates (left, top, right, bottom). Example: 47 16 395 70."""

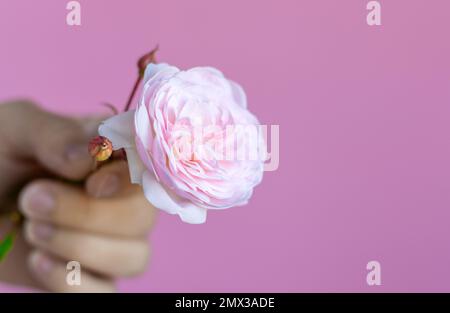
144 63 177 82
124 147 146 185
229 80 247 109
134 100 152 148
142 171 207 224
98 110 136 150
177 205 208 224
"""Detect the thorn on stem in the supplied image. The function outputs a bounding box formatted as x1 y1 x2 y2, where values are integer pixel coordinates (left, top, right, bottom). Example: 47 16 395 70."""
101 102 119 115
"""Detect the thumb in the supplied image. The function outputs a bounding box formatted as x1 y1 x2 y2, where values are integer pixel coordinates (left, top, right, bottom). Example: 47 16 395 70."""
85 160 135 198
0 100 99 181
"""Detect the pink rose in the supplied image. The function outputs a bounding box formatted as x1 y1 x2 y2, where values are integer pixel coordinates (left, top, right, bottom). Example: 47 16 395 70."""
99 63 264 224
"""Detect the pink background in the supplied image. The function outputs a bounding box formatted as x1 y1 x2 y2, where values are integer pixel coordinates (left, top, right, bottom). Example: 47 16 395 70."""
1 0 450 292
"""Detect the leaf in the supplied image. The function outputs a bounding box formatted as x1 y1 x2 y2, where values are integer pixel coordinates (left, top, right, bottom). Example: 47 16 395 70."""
0 233 15 262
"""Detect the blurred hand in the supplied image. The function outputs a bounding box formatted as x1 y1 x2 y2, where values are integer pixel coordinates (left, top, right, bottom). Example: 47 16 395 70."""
0 100 156 292
20 160 156 292
0 100 95 207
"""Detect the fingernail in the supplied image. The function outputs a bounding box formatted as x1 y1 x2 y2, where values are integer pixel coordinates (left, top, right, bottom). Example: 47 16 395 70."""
65 143 88 161
30 223 54 241
20 186 55 217
30 252 54 275
95 174 120 198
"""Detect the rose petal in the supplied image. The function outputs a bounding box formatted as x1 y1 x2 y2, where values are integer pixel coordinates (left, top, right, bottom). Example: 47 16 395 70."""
187 66 225 79
124 147 146 185
142 171 207 224
136 135 159 180
229 80 247 109
177 205 207 224
134 101 153 149
144 63 179 83
98 110 136 150
142 170 179 214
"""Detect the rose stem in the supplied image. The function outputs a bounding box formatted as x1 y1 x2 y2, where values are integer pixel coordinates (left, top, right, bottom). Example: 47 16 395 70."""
123 75 142 112
123 45 159 113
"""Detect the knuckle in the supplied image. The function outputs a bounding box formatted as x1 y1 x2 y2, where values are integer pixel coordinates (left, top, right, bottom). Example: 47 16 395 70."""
0 99 37 114
133 206 157 235
125 243 151 276
127 195 157 235
66 237 89 261
109 241 150 277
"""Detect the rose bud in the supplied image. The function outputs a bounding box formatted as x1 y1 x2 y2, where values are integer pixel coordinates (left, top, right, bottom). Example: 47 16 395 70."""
88 136 113 162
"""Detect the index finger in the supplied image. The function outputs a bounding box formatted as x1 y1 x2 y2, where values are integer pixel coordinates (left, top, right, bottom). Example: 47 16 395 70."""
18 164 156 237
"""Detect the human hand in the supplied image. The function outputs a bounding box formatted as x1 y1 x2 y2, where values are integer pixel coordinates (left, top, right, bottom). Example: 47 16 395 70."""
20 160 156 292
0 100 156 292
0 100 96 210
